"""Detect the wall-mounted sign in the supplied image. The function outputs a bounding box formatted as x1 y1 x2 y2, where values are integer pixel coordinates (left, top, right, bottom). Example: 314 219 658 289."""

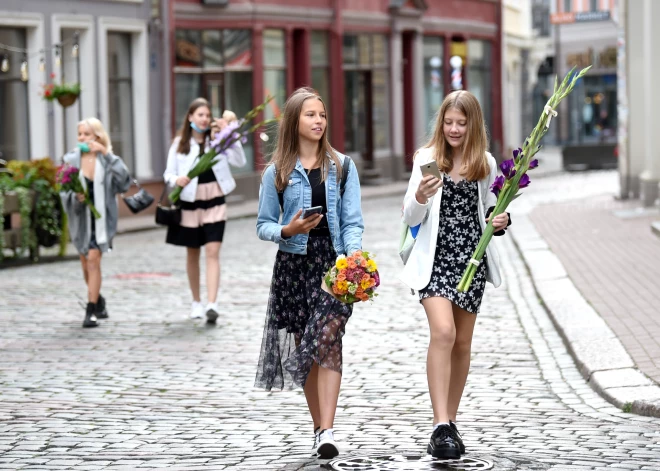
566 46 616 69
551 10 611 24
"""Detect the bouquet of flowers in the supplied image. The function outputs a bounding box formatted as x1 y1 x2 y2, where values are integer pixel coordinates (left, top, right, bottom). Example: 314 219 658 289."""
56 164 101 219
169 97 277 203
322 251 380 303
457 65 592 293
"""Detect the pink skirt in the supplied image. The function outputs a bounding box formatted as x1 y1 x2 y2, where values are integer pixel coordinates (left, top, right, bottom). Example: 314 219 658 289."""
166 171 226 248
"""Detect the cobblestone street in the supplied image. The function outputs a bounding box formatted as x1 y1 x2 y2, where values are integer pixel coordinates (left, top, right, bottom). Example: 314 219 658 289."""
2 171 660 470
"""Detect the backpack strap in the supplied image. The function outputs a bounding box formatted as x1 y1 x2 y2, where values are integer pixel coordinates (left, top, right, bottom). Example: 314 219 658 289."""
339 155 351 196
277 156 352 211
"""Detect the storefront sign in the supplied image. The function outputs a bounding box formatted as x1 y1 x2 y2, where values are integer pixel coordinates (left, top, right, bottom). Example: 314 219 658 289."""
201 0 229 5
551 10 611 24
566 47 616 69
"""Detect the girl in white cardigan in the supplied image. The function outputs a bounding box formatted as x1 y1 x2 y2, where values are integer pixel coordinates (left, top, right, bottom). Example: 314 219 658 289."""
164 98 246 323
400 91 510 459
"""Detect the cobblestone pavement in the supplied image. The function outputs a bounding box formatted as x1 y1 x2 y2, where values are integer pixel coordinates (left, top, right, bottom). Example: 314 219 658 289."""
2 170 660 470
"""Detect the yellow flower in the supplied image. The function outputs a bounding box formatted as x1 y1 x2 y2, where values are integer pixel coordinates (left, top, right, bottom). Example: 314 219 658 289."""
336 258 348 270
366 259 378 272
360 279 371 290
337 280 348 291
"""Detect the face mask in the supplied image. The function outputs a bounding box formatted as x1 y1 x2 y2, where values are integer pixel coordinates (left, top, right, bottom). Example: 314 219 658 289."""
77 142 90 153
190 122 209 133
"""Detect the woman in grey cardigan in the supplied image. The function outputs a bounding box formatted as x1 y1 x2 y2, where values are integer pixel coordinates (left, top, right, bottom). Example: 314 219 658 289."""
60 118 131 328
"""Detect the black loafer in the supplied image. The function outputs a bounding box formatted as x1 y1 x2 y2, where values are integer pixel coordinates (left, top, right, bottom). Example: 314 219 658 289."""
426 424 460 460
449 421 465 454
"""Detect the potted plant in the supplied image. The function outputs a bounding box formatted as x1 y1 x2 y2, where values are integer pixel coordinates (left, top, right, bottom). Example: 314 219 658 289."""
41 73 81 108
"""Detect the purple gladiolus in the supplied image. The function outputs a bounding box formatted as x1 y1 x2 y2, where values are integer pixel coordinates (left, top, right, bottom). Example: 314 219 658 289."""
528 159 539 169
499 159 517 179
490 175 505 197
519 173 531 188
513 147 523 162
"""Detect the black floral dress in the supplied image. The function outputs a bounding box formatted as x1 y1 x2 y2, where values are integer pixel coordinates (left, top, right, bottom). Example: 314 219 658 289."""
255 235 354 390
418 175 487 314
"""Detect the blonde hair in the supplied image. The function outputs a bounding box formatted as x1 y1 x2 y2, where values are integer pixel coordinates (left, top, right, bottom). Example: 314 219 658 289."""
267 88 341 192
426 90 489 182
78 117 113 154
222 110 238 122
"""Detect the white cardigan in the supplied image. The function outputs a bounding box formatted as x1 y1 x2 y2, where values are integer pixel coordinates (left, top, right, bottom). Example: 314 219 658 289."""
163 137 247 202
399 147 502 291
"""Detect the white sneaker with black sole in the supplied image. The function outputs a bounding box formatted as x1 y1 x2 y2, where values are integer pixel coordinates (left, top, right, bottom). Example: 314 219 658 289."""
311 430 320 456
189 301 204 320
316 429 339 459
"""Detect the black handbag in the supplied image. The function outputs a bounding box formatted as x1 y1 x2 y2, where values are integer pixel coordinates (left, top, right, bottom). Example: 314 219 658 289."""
122 180 155 214
155 185 181 226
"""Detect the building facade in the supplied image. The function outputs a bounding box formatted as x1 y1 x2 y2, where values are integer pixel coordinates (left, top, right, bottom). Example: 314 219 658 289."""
0 0 502 214
169 0 503 201
618 0 660 206
0 0 164 183
550 0 618 147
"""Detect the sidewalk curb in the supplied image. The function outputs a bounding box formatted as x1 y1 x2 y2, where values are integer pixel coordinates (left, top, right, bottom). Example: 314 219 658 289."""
510 213 660 418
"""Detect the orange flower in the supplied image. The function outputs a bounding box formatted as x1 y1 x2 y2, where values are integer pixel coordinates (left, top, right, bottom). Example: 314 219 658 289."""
360 259 368 267
354 250 363 257
348 261 357 269
337 273 346 281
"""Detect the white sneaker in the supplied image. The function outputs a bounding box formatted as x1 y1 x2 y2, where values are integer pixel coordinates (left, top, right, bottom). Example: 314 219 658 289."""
311 430 320 456
316 429 339 459
189 301 204 320
205 302 219 324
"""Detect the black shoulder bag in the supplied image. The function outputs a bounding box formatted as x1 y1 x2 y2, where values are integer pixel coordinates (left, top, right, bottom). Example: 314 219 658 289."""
155 185 181 226
122 179 155 214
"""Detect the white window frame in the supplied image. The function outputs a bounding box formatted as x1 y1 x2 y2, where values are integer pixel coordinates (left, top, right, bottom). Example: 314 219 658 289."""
51 14 96 160
98 17 151 178
0 11 48 159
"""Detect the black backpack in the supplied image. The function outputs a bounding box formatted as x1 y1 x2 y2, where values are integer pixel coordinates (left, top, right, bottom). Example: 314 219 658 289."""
278 156 352 211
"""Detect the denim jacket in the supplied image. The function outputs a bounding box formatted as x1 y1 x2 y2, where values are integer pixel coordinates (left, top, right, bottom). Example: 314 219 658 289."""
256 153 364 255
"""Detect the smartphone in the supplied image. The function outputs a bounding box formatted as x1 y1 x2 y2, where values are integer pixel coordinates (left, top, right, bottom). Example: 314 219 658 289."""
420 161 442 180
302 206 323 219
77 142 90 153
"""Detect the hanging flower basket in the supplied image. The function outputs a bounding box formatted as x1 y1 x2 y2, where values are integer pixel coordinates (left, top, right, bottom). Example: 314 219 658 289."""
41 74 81 108
57 93 78 108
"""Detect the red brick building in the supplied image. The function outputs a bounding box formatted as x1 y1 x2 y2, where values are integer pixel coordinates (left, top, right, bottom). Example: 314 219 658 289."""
169 0 502 199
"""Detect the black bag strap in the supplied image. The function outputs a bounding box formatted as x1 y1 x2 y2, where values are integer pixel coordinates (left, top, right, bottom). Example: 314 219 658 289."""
277 156 351 211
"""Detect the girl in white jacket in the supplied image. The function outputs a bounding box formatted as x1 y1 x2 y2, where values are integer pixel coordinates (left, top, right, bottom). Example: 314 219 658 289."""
400 91 510 460
164 97 246 323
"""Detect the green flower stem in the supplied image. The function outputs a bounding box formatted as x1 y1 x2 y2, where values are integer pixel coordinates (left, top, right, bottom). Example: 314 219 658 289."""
456 65 591 293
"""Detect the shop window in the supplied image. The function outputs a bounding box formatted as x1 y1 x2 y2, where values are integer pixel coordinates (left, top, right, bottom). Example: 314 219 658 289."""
467 39 493 140
311 30 331 140
0 28 29 161
174 28 253 171
108 32 135 173
423 35 444 132
343 33 390 158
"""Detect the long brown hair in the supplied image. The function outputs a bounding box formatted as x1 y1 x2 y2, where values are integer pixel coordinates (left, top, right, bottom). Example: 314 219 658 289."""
268 88 341 192
426 90 489 181
175 97 212 155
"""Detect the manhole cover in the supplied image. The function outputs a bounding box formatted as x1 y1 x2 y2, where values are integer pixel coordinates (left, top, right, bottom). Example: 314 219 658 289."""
326 454 493 471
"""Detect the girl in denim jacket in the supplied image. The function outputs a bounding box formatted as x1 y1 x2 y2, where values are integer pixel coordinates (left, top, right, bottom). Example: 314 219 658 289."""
255 89 364 459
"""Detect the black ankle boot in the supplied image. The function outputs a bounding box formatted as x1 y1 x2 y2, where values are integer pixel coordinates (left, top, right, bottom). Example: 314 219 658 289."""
96 295 108 319
83 302 99 328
